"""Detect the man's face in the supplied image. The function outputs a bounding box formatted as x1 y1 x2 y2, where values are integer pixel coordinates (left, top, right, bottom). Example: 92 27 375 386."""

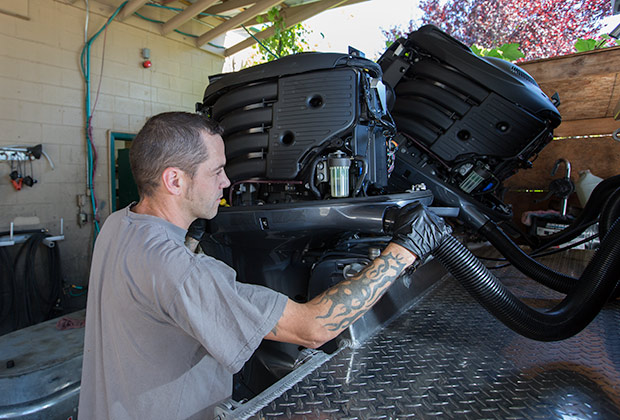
185 132 230 220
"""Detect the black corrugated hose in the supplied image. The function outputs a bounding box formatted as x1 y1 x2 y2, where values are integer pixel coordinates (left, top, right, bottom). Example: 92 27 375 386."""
477 184 620 295
12 232 63 329
432 218 620 341
480 221 577 294
532 174 620 252
0 247 14 324
600 188 620 240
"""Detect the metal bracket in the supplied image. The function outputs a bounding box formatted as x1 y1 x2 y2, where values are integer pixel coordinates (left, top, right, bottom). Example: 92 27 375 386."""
0 219 64 248
0 146 35 162
0 144 55 169
42 218 64 248
0 223 15 247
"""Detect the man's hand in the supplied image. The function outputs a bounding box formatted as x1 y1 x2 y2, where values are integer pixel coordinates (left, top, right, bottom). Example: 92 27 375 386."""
390 203 451 260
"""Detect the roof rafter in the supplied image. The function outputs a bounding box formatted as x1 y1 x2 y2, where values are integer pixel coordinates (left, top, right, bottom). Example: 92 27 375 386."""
161 0 220 35
196 0 285 47
118 0 148 20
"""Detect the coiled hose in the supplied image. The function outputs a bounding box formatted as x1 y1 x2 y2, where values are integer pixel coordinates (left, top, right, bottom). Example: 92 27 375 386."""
432 218 620 341
600 187 620 240
0 247 14 325
477 184 620 295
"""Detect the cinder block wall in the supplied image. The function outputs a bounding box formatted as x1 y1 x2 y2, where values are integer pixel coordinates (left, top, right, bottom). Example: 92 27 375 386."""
0 0 224 297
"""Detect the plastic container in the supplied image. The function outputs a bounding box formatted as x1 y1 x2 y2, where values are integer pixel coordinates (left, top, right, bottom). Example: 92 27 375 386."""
575 169 603 207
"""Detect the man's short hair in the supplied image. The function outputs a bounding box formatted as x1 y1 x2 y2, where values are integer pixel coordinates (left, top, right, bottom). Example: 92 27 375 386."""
129 112 224 198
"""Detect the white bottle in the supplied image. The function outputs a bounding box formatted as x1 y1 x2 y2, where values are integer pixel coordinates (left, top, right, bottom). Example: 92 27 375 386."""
575 169 603 207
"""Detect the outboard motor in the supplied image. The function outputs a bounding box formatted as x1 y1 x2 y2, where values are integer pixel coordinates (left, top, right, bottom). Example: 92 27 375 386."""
380 25 561 225
200 52 396 204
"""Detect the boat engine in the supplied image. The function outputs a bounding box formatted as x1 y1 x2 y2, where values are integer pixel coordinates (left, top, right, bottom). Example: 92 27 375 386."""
196 24 561 398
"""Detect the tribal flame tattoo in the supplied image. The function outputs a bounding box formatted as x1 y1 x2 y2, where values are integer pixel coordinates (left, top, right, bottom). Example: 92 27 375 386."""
313 252 408 331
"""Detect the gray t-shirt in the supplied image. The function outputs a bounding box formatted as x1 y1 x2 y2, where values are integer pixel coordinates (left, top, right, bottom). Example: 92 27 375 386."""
78 207 287 420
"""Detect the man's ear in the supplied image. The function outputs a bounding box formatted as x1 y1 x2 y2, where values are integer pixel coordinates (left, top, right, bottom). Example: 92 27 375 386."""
161 167 186 196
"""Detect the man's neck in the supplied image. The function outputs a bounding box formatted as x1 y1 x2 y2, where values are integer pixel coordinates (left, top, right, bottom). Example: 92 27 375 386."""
132 196 191 230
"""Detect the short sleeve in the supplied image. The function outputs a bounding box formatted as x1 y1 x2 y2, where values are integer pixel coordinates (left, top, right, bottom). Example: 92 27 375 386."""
167 256 287 373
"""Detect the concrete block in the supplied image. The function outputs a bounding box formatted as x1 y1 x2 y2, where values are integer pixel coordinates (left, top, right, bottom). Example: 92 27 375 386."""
170 77 193 94
39 158 81 184
0 98 20 120
150 72 169 89
112 79 130 98
92 110 115 129
39 85 82 107
156 88 181 105
129 82 152 102
152 102 171 115
143 102 152 117
2 36 37 62
0 55 19 78
159 60 180 77
113 113 129 131
15 18 60 48
20 102 63 125
174 51 193 68
61 68 83 89
62 106 84 127
0 204 53 228
191 53 210 69
60 8 89 36
58 29 84 53
35 43 76 70
182 92 199 110
104 60 139 82
0 120 42 143
41 124 83 144
114 97 144 115
193 80 206 96
6 59 63 87
0 15 16 36
59 144 85 165
94 94 114 112
129 115 147 133
0 78 40 103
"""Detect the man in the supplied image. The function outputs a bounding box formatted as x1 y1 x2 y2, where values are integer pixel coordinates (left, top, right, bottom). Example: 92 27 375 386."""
78 112 450 419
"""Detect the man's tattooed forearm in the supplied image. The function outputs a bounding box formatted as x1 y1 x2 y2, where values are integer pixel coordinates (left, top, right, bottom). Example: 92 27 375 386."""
313 252 408 331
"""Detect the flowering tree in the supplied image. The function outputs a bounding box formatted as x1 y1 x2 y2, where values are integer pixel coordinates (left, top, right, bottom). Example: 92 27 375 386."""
383 0 612 60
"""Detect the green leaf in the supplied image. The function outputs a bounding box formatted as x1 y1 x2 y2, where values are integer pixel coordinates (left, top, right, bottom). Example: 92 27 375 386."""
470 44 483 56
486 48 503 58
499 43 525 61
574 38 597 52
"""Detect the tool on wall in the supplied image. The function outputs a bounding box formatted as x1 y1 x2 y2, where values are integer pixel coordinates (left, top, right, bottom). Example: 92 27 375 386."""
1 144 53 191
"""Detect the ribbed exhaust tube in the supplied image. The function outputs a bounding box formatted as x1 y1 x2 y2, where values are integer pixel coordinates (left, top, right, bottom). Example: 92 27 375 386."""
431 219 620 341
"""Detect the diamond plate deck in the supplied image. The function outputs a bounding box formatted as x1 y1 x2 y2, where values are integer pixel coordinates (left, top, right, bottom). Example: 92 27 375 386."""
249 249 620 419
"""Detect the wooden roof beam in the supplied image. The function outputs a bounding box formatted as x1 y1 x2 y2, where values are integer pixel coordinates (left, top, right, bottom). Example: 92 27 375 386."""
118 0 148 20
161 0 220 35
224 0 352 56
196 0 285 47
204 0 258 16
